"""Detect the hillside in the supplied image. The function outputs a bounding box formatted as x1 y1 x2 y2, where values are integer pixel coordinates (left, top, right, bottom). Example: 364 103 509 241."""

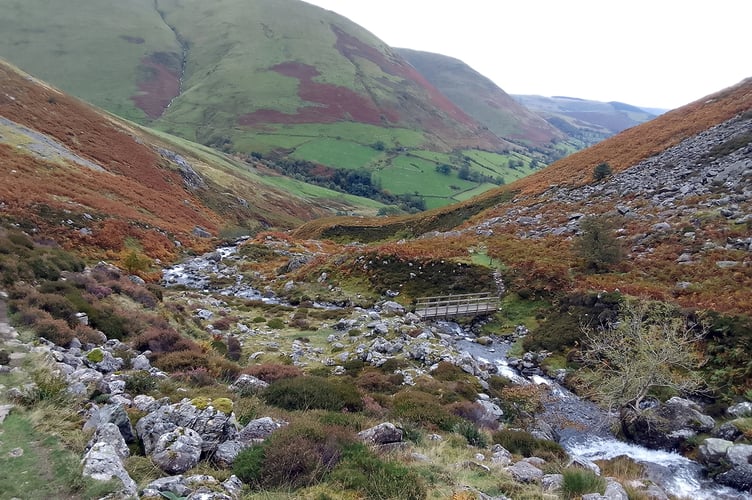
0 59 382 265
0 0 572 209
396 49 567 151
294 77 752 315
514 94 657 147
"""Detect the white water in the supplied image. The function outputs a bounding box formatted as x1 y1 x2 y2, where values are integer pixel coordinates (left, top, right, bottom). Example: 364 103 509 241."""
454 338 752 500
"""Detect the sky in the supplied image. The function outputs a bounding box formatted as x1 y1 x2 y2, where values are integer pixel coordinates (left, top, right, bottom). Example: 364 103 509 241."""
303 0 751 110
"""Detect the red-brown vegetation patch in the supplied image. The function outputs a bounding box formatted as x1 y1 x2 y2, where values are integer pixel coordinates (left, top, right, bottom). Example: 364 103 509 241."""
0 61 221 256
131 52 181 119
239 61 395 126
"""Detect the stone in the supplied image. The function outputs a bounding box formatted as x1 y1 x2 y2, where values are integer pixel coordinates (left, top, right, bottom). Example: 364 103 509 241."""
622 398 714 450
81 442 137 496
726 443 752 468
716 465 752 492
357 422 403 445
381 301 405 316
603 480 629 500
490 444 512 466
541 474 563 492
506 461 543 483
229 374 268 394
84 403 135 443
135 399 238 455
0 404 13 424
152 427 203 474
86 423 130 460
238 417 287 441
193 226 212 238
131 354 151 371
727 402 752 418
698 437 733 464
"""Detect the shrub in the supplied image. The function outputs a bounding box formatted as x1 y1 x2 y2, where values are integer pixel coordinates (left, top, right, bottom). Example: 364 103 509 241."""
124 372 156 394
172 367 216 387
355 369 403 394
263 376 363 412
593 162 612 181
35 293 78 326
207 355 241 381
561 468 606 498
391 390 460 431
132 327 200 356
574 216 623 273
453 420 488 447
491 429 566 461
154 350 209 372
234 422 355 489
331 443 427 500
243 363 302 383
34 317 75 346
226 335 241 361
266 318 285 329
431 361 467 381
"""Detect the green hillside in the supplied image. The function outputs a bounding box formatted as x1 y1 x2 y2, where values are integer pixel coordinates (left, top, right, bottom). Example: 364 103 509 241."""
0 0 559 209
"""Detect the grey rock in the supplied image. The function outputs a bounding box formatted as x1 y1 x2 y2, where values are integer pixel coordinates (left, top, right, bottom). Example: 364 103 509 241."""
506 460 543 483
81 442 137 496
84 403 135 443
131 354 151 371
193 226 212 238
603 480 629 500
86 423 129 460
358 422 403 445
229 374 268 394
381 301 405 316
238 417 287 441
698 437 733 464
490 444 512 466
136 399 238 455
728 401 752 418
0 404 13 424
152 427 203 474
716 465 752 493
541 474 563 492
726 443 752 468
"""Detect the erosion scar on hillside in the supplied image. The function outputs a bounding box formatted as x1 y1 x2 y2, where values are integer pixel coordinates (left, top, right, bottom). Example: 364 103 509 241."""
131 52 181 119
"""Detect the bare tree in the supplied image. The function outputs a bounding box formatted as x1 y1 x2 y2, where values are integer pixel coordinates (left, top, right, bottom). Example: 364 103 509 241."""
580 300 706 414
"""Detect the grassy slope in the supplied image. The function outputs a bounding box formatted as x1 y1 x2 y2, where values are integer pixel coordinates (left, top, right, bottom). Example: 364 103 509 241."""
0 0 544 208
397 48 564 147
295 78 752 244
0 0 177 122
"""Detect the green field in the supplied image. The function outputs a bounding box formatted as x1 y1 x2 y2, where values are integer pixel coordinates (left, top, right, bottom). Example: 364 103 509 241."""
291 139 382 169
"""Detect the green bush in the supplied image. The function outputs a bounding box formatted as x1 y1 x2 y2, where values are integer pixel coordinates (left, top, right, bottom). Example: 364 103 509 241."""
491 429 566 460
266 318 285 329
453 420 488 447
391 390 460 431
431 361 468 381
561 468 606 498
34 317 75 346
124 372 156 394
593 162 612 181
234 422 355 490
331 443 426 500
154 350 209 373
263 376 363 412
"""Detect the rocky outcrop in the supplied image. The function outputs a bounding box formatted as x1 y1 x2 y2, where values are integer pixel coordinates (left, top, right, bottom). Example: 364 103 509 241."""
81 442 137 497
214 417 288 467
141 474 243 499
699 438 752 492
622 398 715 450
136 399 238 455
357 422 403 445
152 427 203 474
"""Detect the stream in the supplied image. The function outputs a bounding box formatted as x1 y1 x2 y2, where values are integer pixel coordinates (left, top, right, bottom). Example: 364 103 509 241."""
455 336 752 500
163 247 750 499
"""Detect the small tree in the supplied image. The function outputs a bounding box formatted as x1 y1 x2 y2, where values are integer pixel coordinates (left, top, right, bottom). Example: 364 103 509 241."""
580 300 705 414
574 216 623 273
593 162 613 181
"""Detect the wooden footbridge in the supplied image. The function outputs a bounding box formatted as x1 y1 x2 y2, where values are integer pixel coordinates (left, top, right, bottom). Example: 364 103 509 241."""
414 292 499 319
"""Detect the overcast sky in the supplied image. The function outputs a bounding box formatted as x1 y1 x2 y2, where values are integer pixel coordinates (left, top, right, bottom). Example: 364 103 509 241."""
303 0 750 110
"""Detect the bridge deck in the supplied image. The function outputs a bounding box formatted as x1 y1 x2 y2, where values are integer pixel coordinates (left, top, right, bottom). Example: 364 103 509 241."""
414 292 499 319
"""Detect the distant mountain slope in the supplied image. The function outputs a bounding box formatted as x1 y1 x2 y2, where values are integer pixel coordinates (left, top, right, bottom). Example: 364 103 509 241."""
513 94 657 146
0 59 381 261
1 0 559 209
396 49 565 150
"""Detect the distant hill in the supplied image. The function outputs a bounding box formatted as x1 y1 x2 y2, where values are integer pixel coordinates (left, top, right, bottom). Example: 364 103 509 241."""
396 49 567 152
0 0 578 209
0 59 383 262
513 94 657 147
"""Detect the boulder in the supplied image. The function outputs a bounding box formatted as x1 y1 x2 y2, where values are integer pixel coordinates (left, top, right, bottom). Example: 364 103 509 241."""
238 416 287 441
357 422 403 445
228 374 268 394
698 438 733 464
490 444 512 466
141 474 242 499
506 461 543 483
728 402 752 418
152 427 203 474
86 423 129 460
622 398 714 450
131 354 151 371
135 399 238 455
381 301 405 316
83 403 135 443
541 474 563 492
81 442 137 496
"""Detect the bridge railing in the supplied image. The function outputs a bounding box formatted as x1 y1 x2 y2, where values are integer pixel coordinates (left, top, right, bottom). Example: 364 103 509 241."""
414 292 499 319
